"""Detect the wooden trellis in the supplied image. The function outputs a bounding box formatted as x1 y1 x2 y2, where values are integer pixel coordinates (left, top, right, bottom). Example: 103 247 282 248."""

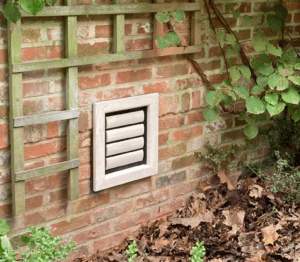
7 0 202 216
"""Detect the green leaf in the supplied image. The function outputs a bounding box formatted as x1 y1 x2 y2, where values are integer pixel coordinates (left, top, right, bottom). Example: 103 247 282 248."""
254 113 268 122
274 4 288 21
229 67 241 82
239 66 251 80
206 91 222 107
246 96 266 114
295 63 300 70
267 43 282 57
251 36 267 53
3 2 21 23
244 124 259 139
234 86 249 100
172 9 185 22
267 14 284 31
232 42 241 53
288 75 300 85
276 76 289 91
227 89 237 101
242 15 252 25
0 220 10 236
46 0 58 6
216 30 225 42
252 85 264 95
155 12 170 22
265 93 278 106
28 241 36 250
292 109 300 122
281 88 300 105
164 32 180 47
156 37 169 50
257 64 274 76
225 47 235 58
204 108 219 123
264 7 275 13
280 50 295 64
20 0 45 16
259 54 271 64
226 34 236 46
233 10 240 19
0 235 13 252
221 94 232 106
222 80 232 87
268 72 281 89
266 102 285 116
257 75 268 87
238 113 246 121
278 64 294 76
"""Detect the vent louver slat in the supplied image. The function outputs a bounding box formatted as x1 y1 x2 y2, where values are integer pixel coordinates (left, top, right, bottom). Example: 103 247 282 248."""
106 150 144 170
106 124 144 143
106 110 144 129
106 137 144 156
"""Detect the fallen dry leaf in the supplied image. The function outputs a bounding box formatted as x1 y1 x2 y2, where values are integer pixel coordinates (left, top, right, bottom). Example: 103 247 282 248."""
249 185 263 199
217 170 234 190
261 224 282 245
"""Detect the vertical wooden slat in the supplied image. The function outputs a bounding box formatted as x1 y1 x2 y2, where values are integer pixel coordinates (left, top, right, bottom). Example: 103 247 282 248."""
153 0 164 49
113 0 125 53
191 0 201 46
7 21 26 215
65 0 79 200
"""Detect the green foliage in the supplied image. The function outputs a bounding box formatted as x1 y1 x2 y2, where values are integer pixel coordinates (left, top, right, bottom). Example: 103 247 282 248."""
4 0 58 23
155 10 185 50
264 4 288 31
189 241 206 262
0 220 76 262
125 240 138 262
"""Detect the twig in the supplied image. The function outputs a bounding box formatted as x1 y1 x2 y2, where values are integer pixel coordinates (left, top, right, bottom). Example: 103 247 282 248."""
209 0 257 83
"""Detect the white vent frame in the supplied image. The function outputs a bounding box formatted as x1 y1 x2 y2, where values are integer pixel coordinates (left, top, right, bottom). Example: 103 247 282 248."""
93 93 159 191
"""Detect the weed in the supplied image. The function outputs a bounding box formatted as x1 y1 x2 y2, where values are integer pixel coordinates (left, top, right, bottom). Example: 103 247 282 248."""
125 240 138 262
189 241 206 262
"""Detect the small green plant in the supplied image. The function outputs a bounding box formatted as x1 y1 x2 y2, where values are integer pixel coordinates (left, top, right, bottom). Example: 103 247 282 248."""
0 219 77 262
125 240 138 262
189 241 206 262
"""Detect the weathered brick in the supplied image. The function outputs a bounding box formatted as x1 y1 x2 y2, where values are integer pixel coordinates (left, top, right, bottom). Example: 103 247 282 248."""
159 115 184 130
79 73 111 89
156 64 189 78
23 81 49 98
79 109 92 132
46 121 59 139
22 45 62 61
135 188 169 209
181 92 190 112
78 42 110 56
159 143 187 161
141 81 172 94
25 195 43 211
159 133 169 146
159 94 180 116
71 192 110 213
171 155 197 170
23 99 44 116
172 125 203 141
156 170 186 187
116 69 152 84
221 128 245 143
125 38 152 51
0 123 8 150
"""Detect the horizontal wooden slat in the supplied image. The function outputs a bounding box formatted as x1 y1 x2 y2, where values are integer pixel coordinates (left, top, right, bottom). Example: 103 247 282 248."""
106 137 144 156
106 110 144 129
14 110 79 127
106 150 144 170
13 46 202 73
20 3 201 17
106 124 144 143
15 159 80 181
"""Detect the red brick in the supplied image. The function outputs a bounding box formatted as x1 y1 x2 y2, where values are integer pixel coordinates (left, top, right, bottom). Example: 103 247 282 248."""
0 49 7 64
48 96 65 111
159 94 180 116
225 3 251 13
170 180 199 197
0 204 11 218
125 38 152 51
71 192 110 213
22 45 62 61
95 25 111 38
181 92 190 112
79 73 111 89
173 125 203 141
116 69 152 84
114 210 151 231
23 81 49 98
49 188 68 203
51 213 92 236
175 77 202 90
192 91 201 109
0 123 8 150
159 115 184 130
198 60 221 71
23 99 44 116
25 160 45 171
142 81 172 94
22 28 42 42
79 147 91 164
79 163 91 180
295 13 300 23
79 180 91 196
73 222 111 245
156 170 186 187
79 92 92 107
209 46 222 57
24 139 66 160
0 105 8 119
79 131 91 148
79 109 92 132
221 128 245 143
46 121 59 139
187 111 205 125
25 195 43 211
0 169 10 185
209 73 228 84
0 68 7 83
98 87 135 101
135 188 169 209
24 124 43 143
159 143 187 161
159 133 169 146
78 42 110 56
156 64 189 78
284 2 300 11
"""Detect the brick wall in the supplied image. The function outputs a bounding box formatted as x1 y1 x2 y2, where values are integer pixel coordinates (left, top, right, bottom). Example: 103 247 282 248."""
0 0 299 259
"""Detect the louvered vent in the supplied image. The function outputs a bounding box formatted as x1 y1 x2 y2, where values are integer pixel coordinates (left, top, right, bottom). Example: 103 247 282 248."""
93 94 158 191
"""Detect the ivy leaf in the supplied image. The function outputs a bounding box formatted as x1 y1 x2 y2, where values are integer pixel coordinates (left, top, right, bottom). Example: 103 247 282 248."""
242 15 252 25
239 66 251 80
267 14 284 31
267 43 282 57
244 124 258 139
288 75 300 85
264 7 275 13
225 47 235 58
257 75 268 87
21 236 31 243
251 36 267 53
204 108 219 123
227 90 237 101
252 85 264 95
234 86 249 100
206 91 222 107
20 0 45 15
222 80 232 87
295 63 300 70
274 4 288 21
229 67 241 82
216 30 225 42
257 64 274 76
259 54 271 64
226 34 236 46
233 10 240 19
268 72 281 89
221 93 232 106
172 9 185 22
232 42 241 53
278 64 294 76
155 12 170 23
292 109 300 122
280 50 295 64
281 88 300 105
156 37 169 50
164 32 180 47
266 102 286 116
246 96 266 114
0 220 10 236
265 93 278 106
276 76 289 91
46 0 58 5
238 113 246 121
3 2 21 23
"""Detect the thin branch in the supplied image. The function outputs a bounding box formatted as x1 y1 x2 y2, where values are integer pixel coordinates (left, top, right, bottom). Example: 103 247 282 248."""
209 0 257 83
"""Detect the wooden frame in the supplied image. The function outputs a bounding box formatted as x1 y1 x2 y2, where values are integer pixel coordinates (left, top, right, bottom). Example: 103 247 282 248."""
93 94 159 191
7 1 202 215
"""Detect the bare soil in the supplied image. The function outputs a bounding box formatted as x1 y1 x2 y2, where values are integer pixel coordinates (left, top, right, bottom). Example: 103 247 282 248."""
74 175 300 262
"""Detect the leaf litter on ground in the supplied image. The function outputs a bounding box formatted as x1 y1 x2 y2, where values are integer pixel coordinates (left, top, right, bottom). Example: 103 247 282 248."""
74 174 300 262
